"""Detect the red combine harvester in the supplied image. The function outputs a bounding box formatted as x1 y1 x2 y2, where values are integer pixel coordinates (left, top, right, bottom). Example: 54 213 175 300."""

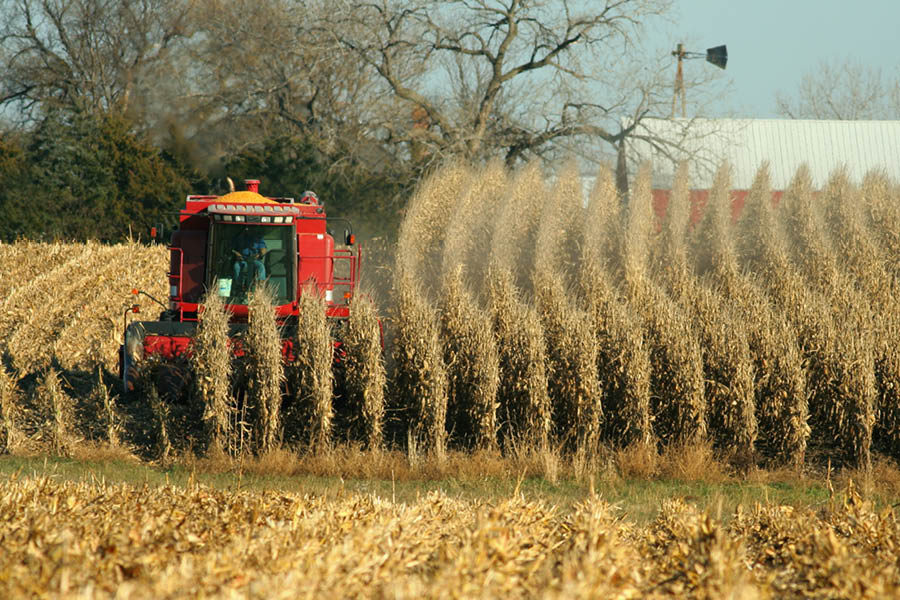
119 179 360 391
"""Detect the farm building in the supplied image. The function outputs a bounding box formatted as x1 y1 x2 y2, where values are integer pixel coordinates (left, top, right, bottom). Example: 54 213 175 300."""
625 117 900 221
629 117 900 188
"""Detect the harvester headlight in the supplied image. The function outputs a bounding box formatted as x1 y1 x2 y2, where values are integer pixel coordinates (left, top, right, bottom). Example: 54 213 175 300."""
261 216 271 223
224 215 233 222
234 215 245 222
273 216 284 223
285 216 293 224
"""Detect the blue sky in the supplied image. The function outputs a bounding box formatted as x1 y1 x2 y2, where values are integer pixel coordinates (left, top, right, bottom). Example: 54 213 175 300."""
671 0 899 117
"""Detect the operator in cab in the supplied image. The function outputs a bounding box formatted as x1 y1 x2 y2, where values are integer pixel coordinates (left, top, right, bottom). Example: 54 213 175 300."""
232 228 267 289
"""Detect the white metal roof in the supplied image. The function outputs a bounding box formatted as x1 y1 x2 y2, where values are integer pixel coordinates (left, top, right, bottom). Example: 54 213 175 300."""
627 118 900 189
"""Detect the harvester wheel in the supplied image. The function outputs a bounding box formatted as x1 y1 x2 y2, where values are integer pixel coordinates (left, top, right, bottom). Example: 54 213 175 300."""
133 358 192 404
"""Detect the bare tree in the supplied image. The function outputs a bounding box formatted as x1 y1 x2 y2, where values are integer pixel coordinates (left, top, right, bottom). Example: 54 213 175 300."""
177 0 396 173
0 0 195 125
314 0 733 196
776 59 900 120
322 0 727 179
0 0 730 195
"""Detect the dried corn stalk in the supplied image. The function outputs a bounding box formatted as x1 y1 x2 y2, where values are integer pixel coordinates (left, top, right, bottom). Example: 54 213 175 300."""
343 293 385 450
244 284 284 454
0 363 24 453
392 274 447 460
440 270 499 450
191 286 234 454
488 267 551 452
285 287 333 451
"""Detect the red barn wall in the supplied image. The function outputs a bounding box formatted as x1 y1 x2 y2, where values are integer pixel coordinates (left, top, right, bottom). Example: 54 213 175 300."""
651 189 784 227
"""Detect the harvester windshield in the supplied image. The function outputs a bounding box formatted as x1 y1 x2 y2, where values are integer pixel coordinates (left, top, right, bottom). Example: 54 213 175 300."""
209 223 295 305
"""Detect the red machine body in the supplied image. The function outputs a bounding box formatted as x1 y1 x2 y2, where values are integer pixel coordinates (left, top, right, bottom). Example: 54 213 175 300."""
120 180 360 387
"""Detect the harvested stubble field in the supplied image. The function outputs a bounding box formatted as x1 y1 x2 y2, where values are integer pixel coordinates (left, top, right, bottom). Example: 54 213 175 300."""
1 474 899 598
0 240 167 457
0 240 167 375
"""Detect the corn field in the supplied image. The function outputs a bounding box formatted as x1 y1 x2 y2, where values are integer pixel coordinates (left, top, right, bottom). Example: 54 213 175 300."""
1 475 899 598
0 160 899 469
390 161 900 470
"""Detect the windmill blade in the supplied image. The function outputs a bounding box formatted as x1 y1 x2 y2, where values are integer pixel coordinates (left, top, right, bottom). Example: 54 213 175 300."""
706 45 727 69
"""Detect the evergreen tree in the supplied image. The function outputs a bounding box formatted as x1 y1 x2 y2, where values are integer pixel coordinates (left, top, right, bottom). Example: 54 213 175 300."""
0 108 204 242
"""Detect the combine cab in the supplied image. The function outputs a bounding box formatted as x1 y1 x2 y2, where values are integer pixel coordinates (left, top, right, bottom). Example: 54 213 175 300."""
120 179 360 392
